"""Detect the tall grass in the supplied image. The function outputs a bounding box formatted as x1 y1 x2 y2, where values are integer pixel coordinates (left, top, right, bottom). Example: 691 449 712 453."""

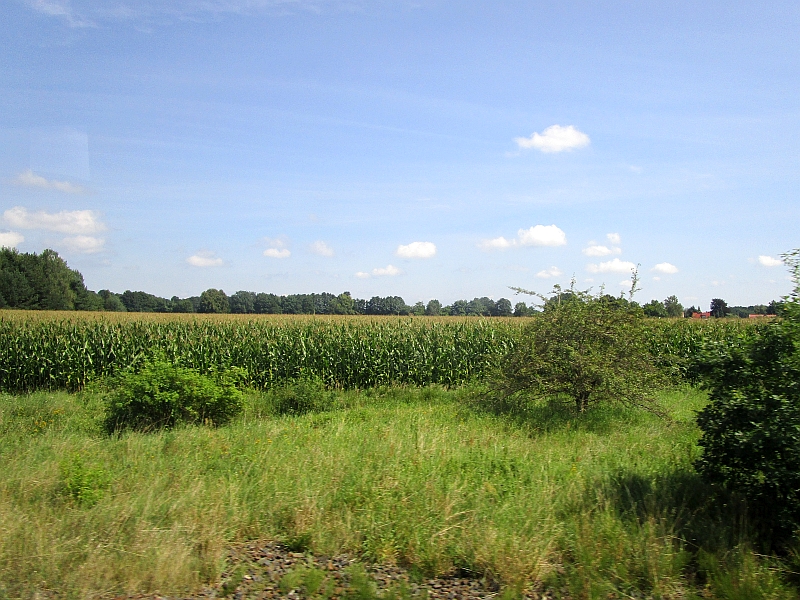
1 386 796 598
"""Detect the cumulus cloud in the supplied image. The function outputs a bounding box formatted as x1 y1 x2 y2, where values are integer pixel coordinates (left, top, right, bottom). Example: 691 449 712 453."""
606 233 621 245
310 240 334 257
264 248 291 259
0 231 24 248
264 238 290 259
3 206 105 234
759 255 783 267
536 266 563 279
396 241 436 259
478 236 514 250
62 235 104 254
652 262 679 274
355 271 370 279
515 125 590 153
582 245 621 257
13 170 88 194
372 265 400 277
479 225 566 251
187 251 223 267
518 225 567 247
586 258 637 274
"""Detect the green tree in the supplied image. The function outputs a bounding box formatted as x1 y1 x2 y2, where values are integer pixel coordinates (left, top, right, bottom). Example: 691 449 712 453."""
663 295 683 318
98 290 127 312
199 289 230 313
710 298 729 318
425 299 441 316
643 299 668 318
411 301 425 316
229 290 256 314
494 298 513 316
513 302 529 317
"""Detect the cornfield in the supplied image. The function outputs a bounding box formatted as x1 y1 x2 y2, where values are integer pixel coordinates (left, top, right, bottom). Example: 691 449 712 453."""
0 312 524 392
0 311 767 392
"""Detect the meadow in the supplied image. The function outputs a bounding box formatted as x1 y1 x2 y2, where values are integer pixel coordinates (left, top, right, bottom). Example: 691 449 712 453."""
0 312 793 599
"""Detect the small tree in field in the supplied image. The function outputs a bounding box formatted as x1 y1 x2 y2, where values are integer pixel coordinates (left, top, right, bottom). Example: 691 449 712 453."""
496 273 667 412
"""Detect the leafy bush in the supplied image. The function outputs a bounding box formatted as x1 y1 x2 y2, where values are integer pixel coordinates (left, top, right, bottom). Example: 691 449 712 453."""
495 281 667 412
59 454 110 507
104 361 244 432
694 250 800 541
270 377 331 416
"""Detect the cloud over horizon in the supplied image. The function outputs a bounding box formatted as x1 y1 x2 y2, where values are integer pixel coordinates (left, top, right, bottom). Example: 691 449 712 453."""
0 231 24 248
515 125 590 153
62 235 105 254
536 266 563 278
586 258 636 274
479 224 566 251
3 206 105 234
652 262 679 274
264 238 290 259
396 241 436 259
13 170 88 194
309 240 334 257
759 255 783 267
187 250 223 267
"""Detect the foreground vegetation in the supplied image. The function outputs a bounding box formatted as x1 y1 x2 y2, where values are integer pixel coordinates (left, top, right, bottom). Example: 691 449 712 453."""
1 385 797 598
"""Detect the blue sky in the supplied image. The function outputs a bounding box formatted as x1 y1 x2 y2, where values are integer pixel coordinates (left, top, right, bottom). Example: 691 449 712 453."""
1 1 798 307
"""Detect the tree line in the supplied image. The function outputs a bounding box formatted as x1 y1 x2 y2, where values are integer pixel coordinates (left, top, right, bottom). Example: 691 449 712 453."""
0 248 780 317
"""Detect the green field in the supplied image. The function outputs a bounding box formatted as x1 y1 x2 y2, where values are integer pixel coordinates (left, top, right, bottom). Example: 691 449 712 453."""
0 312 794 598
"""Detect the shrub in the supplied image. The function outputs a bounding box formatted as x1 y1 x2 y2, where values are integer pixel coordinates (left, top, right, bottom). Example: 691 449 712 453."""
58 453 110 507
693 250 800 542
270 377 330 416
104 361 243 432
495 281 667 412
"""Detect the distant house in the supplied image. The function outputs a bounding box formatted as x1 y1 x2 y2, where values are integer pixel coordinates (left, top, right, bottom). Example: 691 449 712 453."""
748 314 772 318
691 311 712 319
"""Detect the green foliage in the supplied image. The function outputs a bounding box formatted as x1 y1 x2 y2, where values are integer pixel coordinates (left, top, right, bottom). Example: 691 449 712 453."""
104 361 243 432
710 297 730 318
693 250 800 542
496 284 667 412
58 453 110 507
663 295 683 318
279 565 333 597
270 378 332 415
199 288 231 314
643 299 668 318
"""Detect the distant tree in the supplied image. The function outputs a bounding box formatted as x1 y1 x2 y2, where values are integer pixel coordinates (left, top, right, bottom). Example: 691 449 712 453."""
643 299 668 318
663 295 683 318
199 289 230 313
710 298 729 318
411 301 425 316
281 295 302 314
449 300 468 316
514 302 529 317
254 293 282 314
229 291 256 314
353 298 367 314
332 292 355 315
98 290 127 312
684 305 699 318
121 290 168 312
168 296 195 313
494 298 513 317
425 299 441 316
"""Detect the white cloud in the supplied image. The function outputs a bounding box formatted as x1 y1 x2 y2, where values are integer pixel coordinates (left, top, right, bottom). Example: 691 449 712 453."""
355 271 370 279
62 235 105 254
4 206 105 234
478 236 514 250
606 233 621 245
264 248 291 259
514 125 590 153
27 0 94 27
187 251 223 267
517 225 567 247
759 255 783 267
0 231 24 248
481 225 566 251
264 237 290 259
586 258 637 274
12 170 88 194
373 265 400 277
582 245 621 257
536 266 563 278
396 241 436 259
310 240 334 257
652 262 679 274
653 276 661 281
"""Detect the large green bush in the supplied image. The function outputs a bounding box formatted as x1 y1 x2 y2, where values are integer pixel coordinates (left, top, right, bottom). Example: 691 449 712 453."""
104 361 244 432
494 282 667 412
693 250 800 541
